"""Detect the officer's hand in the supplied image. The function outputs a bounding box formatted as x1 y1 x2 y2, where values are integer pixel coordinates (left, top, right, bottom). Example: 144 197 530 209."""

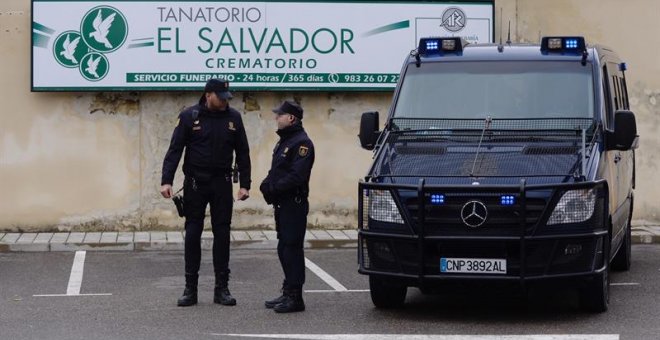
237 188 250 201
160 184 173 198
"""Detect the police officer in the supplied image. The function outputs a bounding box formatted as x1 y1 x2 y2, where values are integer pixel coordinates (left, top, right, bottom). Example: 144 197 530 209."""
260 100 315 313
160 78 251 307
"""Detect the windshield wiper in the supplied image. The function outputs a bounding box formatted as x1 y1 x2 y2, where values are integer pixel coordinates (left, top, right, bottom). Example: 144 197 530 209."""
469 116 492 177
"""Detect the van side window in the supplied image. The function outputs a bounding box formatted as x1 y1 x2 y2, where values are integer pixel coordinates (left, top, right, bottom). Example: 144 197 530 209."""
620 76 630 109
602 66 614 129
612 76 620 110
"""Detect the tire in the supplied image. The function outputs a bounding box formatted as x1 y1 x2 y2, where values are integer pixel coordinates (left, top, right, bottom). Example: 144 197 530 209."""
579 268 609 313
369 275 407 309
611 218 632 271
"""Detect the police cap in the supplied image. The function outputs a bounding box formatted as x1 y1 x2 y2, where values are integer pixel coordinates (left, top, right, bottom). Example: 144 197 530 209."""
272 100 303 120
204 78 233 100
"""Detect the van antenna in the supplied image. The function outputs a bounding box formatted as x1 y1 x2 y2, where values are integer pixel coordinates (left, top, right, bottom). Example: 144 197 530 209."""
506 21 512 44
497 8 504 52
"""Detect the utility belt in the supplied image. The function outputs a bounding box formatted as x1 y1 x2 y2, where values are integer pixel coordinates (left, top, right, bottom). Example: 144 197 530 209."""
184 165 236 183
274 187 309 206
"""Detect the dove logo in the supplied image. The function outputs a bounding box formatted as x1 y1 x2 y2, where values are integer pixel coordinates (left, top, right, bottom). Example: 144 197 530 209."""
53 31 90 68
79 52 109 81
80 6 128 53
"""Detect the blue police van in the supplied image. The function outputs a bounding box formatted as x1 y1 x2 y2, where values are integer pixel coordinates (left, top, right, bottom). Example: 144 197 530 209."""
357 36 638 312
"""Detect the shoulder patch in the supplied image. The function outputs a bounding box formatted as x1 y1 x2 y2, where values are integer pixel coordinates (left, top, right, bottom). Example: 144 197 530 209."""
175 118 180 127
298 145 309 157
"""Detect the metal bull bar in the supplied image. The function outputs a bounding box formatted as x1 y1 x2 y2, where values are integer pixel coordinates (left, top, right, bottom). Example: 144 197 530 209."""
357 179 609 288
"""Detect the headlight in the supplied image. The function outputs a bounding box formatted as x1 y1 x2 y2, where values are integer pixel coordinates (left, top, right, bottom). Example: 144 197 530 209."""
368 189 405 224
547 188 596 225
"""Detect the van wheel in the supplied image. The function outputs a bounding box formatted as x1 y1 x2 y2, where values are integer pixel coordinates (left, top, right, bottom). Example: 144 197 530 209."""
611 219 632 271
369 275 407 308
579 268 609 313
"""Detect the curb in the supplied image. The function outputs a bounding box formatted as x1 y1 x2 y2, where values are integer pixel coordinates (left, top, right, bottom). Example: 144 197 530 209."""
1 227 658 252
0 230 359 253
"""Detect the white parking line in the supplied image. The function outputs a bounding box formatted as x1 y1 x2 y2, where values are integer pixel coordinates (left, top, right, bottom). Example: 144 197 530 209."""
67 251 86 295
306 290 369 293
611 282 640 286
33 293 113 297
217 334 619 339
33 251 111 298
304 257 348 292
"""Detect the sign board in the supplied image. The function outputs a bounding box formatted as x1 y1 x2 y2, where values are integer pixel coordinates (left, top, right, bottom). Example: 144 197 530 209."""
32 1 494 91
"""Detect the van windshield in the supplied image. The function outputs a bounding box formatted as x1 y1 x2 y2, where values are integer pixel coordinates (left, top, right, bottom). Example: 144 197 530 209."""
394 61 594 119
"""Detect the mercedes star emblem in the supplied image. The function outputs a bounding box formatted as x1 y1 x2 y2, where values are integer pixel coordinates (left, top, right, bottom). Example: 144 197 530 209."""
461 200 488 227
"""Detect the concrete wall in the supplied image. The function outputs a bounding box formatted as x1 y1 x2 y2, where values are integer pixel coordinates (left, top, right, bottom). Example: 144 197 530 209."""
1 0 659 232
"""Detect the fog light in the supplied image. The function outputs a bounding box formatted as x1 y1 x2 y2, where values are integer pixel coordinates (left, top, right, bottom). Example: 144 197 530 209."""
564 244 582 256
373 241 395 262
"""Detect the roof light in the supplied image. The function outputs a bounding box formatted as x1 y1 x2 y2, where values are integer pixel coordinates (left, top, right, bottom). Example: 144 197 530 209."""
548 38 562 50
426 40 439 51
540 36 586 55
418 37 465 56
565 38 578 49
442 39 456 51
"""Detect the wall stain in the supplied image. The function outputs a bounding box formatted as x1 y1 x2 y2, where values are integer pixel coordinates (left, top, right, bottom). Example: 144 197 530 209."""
243 93 261 112
89 93 140 116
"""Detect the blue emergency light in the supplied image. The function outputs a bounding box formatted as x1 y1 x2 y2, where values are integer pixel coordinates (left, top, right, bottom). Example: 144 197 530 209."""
418 37 465 56
500 195 515 206
430 194 445 205
540 36 586 55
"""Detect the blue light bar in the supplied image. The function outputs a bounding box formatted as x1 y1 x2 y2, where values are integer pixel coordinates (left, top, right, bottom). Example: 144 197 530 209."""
540 36 586 55
501 195 515 206
430 194 445 205
565 38 578 49
418 37 464 56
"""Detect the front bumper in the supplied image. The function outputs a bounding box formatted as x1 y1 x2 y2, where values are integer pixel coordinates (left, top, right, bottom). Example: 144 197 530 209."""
358 180 609 285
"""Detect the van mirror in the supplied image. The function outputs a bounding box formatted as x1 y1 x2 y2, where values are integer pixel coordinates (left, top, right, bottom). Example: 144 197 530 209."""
607 110 638 151
359 111 380 150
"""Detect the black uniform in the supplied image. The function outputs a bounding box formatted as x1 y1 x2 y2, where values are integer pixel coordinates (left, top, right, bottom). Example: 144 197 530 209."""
260 123 314 290
162 96 251 281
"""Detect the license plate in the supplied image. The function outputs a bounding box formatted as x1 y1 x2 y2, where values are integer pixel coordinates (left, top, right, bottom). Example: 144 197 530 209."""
440 257 507 274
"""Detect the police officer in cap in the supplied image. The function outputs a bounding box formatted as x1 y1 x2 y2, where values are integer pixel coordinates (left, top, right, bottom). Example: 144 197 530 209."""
260 100 315 313
161 78 251 307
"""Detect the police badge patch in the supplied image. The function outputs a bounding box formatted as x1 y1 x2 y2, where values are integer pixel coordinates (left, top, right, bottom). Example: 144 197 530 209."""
298 146 309 157
228 121 236 131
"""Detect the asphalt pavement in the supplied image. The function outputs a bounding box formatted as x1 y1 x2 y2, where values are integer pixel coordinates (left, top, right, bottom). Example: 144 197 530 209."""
1 245 659 339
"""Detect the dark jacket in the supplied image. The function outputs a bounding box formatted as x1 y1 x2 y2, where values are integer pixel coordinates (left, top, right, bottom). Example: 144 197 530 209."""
260 123 315 204
161 97 251 189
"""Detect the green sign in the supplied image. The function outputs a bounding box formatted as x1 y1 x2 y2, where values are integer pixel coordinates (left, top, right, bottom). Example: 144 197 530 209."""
32 1 494 91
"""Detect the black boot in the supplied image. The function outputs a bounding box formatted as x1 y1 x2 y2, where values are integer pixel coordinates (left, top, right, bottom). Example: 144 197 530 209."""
273 288 305 313
214 271 236 306
177 273 198 307
265 287 287 309
266 282 288 308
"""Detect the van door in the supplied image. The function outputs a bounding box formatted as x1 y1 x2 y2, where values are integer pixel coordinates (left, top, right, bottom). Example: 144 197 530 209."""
604 61 631 247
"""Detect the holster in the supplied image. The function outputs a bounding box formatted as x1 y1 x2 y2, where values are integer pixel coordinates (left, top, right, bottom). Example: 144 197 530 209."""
172 194 185 217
